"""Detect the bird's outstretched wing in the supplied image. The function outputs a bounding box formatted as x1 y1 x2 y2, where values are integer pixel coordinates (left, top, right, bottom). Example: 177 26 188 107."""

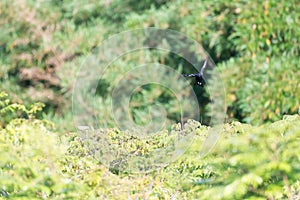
200 58 208 75
182 57 208 80
183 73 198 77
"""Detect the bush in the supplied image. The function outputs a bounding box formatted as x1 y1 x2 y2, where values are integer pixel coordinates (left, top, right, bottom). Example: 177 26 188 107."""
0 92 82 199
219 55 300 124
123 0 300 124
1 92 299 199
230 0 300 58
2 0 299 125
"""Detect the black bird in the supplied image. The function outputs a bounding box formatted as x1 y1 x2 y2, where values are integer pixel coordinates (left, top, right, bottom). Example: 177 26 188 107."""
183 58 208 86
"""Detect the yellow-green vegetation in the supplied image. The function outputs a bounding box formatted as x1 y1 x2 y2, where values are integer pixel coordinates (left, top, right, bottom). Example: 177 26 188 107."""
0 0 299 128
1 0 300 199
1 92 299 199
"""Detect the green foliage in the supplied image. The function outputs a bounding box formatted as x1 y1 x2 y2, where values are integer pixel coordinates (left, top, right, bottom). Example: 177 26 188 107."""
1 0 299 125
230 0 300 58
124 0 240 61
1 1 300 198
0 119 81 199
203 115 300 199
101 0 169 24
219 55 300 124
0 91 45 128
122 0 300 124
1 92 300 199
0 93 80 199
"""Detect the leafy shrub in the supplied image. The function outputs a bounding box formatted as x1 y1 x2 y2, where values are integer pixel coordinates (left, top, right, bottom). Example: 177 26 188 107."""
0 91 45 128
0 92 83 199
123 0 300 124
124 0 240 62
0 0 108 131
2 0 298 125
219 55 300 124
230 0 300 58
1 92 300 199
200 115 300 199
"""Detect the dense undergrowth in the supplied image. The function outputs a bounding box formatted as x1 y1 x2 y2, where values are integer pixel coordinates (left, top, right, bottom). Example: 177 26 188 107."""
1 92 300 199
1 0 300 199
0 0 299 129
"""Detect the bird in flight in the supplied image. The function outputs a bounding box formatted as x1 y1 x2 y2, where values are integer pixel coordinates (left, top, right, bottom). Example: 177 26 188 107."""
183 58 208 86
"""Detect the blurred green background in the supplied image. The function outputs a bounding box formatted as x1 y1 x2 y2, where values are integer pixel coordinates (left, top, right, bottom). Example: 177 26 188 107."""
0 0 300 199
1 0 299 130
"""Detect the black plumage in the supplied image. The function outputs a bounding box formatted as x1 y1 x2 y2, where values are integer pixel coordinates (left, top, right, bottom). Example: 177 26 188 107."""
183 58 208 86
